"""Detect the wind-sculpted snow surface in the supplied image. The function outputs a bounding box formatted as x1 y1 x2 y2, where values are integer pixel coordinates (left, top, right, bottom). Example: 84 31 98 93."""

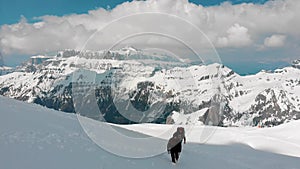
0 96 300 169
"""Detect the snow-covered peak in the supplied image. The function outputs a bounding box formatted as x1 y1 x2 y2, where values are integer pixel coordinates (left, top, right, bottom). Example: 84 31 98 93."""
0 66 14 75
0 49 299 127
30 55 53 59
292 59 300 69
54 47 185 66
120 46 139 53
0 66 13 70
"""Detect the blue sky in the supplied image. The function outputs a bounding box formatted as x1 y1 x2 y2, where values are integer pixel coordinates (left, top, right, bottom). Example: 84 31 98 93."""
0 0 268 25
0 0 124 25
0 0 298 75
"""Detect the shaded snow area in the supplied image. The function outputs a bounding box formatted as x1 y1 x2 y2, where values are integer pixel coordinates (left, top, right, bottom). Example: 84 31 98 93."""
0 96 300 169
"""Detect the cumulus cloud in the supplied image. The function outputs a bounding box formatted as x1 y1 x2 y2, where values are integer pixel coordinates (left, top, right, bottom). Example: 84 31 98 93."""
0 0 299 57
217 23 252 47
264 34 286 47
0 16 94 55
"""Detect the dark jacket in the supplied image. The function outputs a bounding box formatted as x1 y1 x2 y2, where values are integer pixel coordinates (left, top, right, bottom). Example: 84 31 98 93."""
167 128 186 152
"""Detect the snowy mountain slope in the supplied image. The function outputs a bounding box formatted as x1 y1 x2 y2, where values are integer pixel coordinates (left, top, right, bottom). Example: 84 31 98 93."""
118 121 300 158
1 96 300 169
0 49 299 127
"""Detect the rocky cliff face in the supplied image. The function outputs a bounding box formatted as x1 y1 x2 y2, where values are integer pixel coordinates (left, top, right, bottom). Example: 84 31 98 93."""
0 49 299 127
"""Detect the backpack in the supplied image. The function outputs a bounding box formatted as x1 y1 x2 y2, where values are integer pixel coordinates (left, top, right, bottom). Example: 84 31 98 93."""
176 127 185 141
167 127 185 151
167 137 177 151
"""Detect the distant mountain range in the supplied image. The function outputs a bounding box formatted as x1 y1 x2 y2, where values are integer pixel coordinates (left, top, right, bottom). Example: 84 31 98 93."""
0 48 299 127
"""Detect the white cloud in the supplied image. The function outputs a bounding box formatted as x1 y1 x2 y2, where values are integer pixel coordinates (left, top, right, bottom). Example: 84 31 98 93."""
217 23 252 47
0 18 94 55
264 34 286 47
0 0 299 57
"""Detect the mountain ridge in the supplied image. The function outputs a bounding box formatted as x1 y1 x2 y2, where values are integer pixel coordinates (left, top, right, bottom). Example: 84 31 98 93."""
0 48 299 127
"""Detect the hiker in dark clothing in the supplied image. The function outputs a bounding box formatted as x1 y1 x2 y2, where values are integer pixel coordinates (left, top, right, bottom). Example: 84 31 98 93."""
167 127 186 164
